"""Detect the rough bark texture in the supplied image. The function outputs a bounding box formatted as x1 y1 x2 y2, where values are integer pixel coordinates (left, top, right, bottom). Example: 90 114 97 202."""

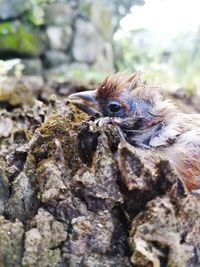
0 77 200 267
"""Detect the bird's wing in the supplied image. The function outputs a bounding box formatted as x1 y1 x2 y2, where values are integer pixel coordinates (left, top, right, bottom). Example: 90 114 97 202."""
161 128 200 193
180 113 200 128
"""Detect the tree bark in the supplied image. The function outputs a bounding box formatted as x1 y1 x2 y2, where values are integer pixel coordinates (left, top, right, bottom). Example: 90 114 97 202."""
0 78 199 267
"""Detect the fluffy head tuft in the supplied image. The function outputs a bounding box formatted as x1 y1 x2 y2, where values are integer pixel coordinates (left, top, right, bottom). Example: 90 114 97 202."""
96 71 143 99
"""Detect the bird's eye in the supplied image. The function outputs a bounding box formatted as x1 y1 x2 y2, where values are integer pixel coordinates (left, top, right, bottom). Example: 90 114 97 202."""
100 99 125 117
108 101 122 113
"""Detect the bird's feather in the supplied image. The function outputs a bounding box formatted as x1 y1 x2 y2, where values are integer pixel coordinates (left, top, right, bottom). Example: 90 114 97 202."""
97 71 143 99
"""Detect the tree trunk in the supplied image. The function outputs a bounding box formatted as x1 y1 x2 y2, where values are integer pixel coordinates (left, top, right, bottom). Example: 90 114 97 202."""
0 78 199 267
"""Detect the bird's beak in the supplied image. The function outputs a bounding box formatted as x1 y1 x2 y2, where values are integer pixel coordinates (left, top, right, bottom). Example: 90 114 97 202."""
68 90 100 116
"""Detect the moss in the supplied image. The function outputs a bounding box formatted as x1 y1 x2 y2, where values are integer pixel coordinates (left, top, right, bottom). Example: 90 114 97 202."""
79 2 92 17
31 112 87 164
0 21 46 56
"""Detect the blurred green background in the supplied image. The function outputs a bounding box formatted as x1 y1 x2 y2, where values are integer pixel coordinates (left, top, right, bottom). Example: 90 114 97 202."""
0 0 200 94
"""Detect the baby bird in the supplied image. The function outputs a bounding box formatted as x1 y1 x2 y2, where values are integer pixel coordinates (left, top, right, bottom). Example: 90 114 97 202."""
68 72 200 196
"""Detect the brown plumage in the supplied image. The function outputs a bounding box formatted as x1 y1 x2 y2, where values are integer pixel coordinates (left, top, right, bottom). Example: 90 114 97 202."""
97 72 143 99
68 72 200 195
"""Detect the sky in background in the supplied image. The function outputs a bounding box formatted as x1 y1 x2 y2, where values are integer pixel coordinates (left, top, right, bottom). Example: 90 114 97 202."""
116 0 200 38
113 0 200 91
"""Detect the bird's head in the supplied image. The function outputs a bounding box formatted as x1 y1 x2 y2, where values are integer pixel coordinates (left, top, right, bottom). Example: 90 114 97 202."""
68 72 179 148
68 72 157 120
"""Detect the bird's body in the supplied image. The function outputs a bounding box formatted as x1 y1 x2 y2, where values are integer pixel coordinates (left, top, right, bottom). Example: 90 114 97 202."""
156 115 200 194
68 72 200 195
